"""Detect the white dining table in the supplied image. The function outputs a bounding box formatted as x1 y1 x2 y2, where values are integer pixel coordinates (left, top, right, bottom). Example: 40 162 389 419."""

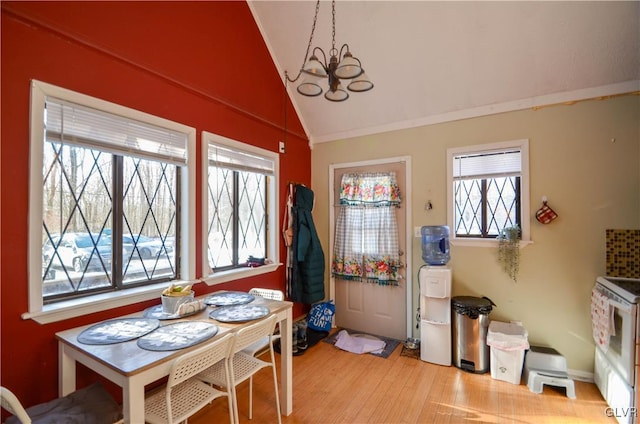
55 293 293 424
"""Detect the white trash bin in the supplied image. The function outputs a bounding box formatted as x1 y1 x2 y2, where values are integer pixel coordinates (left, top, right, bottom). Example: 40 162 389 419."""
486 321 530 384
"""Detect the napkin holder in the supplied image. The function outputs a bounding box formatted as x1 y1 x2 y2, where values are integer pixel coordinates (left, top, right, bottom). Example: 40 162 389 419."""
176 299 205 316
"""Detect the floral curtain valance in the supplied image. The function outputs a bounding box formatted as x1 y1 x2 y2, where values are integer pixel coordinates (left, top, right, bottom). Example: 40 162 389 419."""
339 172 401 207
332 172 402 286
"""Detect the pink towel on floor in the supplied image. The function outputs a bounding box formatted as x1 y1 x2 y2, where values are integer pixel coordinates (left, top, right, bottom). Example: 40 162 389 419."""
591 286 615 352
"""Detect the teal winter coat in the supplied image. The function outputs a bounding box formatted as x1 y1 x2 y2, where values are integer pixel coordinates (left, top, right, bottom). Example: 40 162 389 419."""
290 185 325 304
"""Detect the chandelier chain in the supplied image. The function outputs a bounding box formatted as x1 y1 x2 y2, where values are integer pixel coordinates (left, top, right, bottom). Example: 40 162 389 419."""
331 0 336 56
286 0 321 83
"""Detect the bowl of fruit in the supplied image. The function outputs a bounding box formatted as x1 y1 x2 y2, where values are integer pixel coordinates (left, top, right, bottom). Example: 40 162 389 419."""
161 284 194 315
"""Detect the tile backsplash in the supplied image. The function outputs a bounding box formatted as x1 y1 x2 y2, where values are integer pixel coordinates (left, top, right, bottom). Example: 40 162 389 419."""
606 229 640 278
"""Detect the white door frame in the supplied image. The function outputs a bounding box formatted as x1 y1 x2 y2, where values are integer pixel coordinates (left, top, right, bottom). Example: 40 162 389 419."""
329 156 413 339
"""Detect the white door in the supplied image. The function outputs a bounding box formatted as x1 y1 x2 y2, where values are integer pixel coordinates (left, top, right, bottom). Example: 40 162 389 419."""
330 159 409 340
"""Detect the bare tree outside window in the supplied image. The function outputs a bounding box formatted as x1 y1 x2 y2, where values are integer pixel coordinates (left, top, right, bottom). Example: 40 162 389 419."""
42 139 179 300
207 167 266 271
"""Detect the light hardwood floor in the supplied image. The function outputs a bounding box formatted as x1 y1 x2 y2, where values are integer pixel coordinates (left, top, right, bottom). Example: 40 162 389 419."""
190 335 616 424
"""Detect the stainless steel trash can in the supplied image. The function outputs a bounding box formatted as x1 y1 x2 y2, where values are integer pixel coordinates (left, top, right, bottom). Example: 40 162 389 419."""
452 296 495 373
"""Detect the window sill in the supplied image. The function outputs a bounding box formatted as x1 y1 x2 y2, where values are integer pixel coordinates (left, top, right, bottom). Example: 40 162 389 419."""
24 264 283 324
201 263 281 286
23 280 192 324
450 238 533 248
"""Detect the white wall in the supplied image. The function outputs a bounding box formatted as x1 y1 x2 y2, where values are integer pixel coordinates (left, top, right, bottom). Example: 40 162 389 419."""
311 95 640 374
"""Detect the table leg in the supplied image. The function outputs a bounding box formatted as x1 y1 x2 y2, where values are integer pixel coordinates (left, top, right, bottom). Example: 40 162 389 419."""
123 378 146 424
280 307 293 415
58 342 76 396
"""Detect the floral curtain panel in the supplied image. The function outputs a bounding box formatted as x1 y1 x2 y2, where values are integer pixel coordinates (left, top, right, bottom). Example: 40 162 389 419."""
332 172 402 286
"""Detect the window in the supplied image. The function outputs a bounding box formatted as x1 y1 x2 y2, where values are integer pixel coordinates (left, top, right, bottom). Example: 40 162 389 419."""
28 80 196 322
202 132 279 283
447 139 530 245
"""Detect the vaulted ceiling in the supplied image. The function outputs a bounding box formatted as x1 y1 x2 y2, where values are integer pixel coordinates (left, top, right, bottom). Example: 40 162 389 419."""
249 1 640 145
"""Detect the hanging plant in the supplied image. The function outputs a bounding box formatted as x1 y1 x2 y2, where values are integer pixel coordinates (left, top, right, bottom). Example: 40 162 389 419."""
497 225 521 282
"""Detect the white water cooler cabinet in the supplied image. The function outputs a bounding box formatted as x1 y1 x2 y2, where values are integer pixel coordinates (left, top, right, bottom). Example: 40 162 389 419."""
419 266 452 365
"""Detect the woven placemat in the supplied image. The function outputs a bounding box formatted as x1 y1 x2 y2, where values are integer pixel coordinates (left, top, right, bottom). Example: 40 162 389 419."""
137 321 218 351
209 304 270 323
77 318 160 345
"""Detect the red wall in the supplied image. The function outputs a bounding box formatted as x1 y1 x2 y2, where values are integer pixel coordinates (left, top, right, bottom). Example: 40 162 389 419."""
1 1 309 409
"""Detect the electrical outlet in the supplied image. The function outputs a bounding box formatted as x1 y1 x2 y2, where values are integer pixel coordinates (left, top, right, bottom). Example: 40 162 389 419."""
414 226 422 238
279 141 285 153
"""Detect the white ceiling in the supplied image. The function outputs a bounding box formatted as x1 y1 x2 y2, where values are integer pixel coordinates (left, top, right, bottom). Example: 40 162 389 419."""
248 1 640 145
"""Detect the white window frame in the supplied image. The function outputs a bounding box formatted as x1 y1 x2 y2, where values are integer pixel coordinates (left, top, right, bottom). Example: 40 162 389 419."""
26 80 197 324
201 131 280 285
446 139 531 248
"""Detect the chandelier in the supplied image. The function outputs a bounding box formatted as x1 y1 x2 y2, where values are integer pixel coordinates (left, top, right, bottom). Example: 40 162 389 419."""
285 0 373 102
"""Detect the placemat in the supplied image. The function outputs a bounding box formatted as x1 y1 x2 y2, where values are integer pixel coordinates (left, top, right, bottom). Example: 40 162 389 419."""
209 304 270 323
137 321 219 351
205 291 255 306
78 318 160 345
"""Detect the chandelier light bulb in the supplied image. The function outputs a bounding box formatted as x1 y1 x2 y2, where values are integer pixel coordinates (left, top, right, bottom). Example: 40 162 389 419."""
335 51 363 79
297 75 323 97
324 82 349 102
302 54 328 77
347 71 374 92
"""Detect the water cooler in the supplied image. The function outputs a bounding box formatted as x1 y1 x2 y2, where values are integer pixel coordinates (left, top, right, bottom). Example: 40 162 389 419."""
419 226 452 366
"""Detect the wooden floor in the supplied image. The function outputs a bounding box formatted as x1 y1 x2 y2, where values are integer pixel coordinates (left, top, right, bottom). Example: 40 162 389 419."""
190 336 616 424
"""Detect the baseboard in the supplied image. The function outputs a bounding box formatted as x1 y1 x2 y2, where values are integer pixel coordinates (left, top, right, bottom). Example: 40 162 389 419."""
568 368 594 382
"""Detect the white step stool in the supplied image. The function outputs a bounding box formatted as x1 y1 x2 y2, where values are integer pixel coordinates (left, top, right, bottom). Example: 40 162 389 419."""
523 346 576 399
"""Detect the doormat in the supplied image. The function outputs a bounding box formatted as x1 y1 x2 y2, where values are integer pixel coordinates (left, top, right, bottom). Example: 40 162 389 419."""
400 345 421 360
323 328 401 359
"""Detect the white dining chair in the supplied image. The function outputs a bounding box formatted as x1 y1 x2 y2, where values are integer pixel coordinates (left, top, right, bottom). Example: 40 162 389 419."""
240 288 284 357
248 288 284 301
1 387 32 424
1 382 122 424
198 314 281 424
144 332 235 424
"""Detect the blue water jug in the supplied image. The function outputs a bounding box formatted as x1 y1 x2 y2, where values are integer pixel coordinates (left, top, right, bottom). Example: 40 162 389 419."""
421 225 450 265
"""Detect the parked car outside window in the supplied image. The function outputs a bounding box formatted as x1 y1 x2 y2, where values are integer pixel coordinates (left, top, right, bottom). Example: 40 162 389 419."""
43 233 113 273
121 234 173 260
